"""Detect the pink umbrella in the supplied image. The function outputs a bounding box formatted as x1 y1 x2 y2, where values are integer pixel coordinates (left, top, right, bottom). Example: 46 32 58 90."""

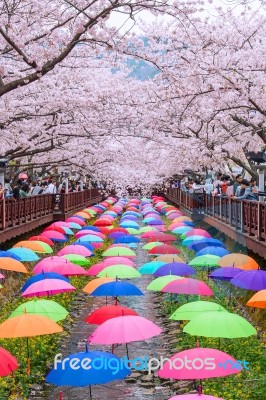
57 245 92 257
157 347 242 380
167 213 183 220
101 257 136 266
88 315 162 345
40 231 68 241
34 257 89 276
22 279 76 297
169 223 191 230
162 278 213 296
185 229 212 238
168 395 224 400
66 217 86 226
88 263 134 277
74 230 105 239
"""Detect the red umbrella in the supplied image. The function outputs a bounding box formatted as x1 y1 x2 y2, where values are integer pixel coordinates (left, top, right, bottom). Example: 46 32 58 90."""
40 231 67 242
0 347 18 377
109 228 128 234
94 219 113 227
148 234 176 242
28 236 54 246
43 226 66 234
66 217 86 226
149 245 180 255
141 231 162 239
85 305 138 324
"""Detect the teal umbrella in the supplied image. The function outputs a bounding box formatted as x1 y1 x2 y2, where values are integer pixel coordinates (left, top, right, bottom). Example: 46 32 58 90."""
139 261 167 275
182 236 206 247
7 248 39 262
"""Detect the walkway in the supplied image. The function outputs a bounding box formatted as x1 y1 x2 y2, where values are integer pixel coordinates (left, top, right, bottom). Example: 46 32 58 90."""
165 189 266 258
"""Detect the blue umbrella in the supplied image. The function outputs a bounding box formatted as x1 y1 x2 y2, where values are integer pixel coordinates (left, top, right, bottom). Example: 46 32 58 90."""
154 262 197 277
139 261 167 275
0 250 21 261
21 273 69 292
7 248 40 262
120 216 138 222
120 221 139 228
81 226 100 232
209 267 243 281
114 236 140 244
197 247 230 257
60 227 74 235
46 349 131 398
67 222 82 229
189 239 226 252
109 232 127 239
77 235 103 243
148 220 164 226
91 281 143 297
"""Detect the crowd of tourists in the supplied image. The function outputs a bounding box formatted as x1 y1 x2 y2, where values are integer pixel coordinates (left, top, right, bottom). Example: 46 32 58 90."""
172 174 261 201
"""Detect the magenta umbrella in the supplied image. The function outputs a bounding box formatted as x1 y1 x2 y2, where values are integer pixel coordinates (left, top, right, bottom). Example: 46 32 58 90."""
157 347 242 380
168 395 224 400
185 229 212 238
22 279 76 297
75 231 105 239
162 278 213 296
57 245 92 257
34 257 89 276
40 230 68 242
66 217 86 226
102 257 136 266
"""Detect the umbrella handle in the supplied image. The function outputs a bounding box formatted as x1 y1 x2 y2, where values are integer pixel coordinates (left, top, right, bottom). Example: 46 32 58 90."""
27 358 31 375
59 391 63 400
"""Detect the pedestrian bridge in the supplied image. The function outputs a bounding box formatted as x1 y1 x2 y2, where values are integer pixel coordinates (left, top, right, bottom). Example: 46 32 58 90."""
165 188 266 258
0 189 102 244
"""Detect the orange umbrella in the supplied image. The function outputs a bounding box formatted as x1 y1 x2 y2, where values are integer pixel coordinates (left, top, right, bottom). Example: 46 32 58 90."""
13 241 53 254
0 258 28 273
155 255 186 263
246 290 266 309
218 254 258 270
0 313 63 374
74 212 91 219
173 216 193 222
83 277 115 294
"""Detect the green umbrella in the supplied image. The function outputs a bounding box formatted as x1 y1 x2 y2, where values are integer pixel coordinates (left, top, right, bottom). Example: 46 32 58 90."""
139 261 167 275
147 275 182 291
169 301 228 320
103 247 136 257
62 254 89 266
138 227 157 234
125 228 140 235
183 310 256 338
9 299 68 322
142 241 164 250
189 255 220 267
84 209 97 216
97 265 141 279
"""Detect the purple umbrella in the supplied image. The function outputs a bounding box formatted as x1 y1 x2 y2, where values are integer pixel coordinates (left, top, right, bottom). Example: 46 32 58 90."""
209 267 243 281
154 263 196 277
148 219 164 225
230 270 266 291
109 232 128 239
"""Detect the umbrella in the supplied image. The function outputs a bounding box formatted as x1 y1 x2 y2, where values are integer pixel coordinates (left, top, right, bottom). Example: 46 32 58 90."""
154 263 196 277
0 250 21 261
9 299 68 322
148 234 177 242
183 229 212 238
83 278 115 294
162 278 214 296
102 247 136 257
246 290 266 309
75 212 91 219
13 241 53 253
96 257 136 267
0 347 18 377
0 313 62 374
21 273 69 292
109 232 128 239
28 236 54 246
189 239 225 252
114 236 140 243
172 227 193 235
61 254 89 266
183 310 256 338
149 245 180 255
66 217 86 226
88 315 162 345
44 226 73 235
138 227 157 233
157 347 242 380
209 267 243 281
182 236 208 247
98 265 141 279
46 349 130 399
139 261 167 275
77 235 103 243
6 248 39 262
94 219 113 227
156 255 185 263
169 301 227 320
147 276 183 291
120 221 139 228
189 255 220 268
85 305 138 324
88 262 134 277
230 270 266 291
34 258 89 276
22 279 76 297
142 242 164 250
90 281 143 297
57 245 93 257
218 254 258 270
196 247 230 257
168 395 224 400
40 231 68 243
0 258 28 273
75 230 105 239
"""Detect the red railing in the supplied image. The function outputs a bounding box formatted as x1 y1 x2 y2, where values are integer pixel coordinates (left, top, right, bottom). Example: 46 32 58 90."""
0 189 102 232
166 188 266 242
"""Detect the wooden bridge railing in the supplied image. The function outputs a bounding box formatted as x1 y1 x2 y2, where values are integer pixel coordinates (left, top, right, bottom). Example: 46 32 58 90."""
166 188 266 243
0 189 102 232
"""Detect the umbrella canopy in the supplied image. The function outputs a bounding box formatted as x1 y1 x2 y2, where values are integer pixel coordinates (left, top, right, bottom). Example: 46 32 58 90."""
168 395 224 400
183 310 256 338
13 241 53 253
189 255 220 268
83 278 115 295
209 267 243 281
162 278 214 296
61 254 89 266
34 258 88 276
182 236 208 246
157 347 242 380
169 301 227 320
142 241 164 250
230 270 266 291
86 305 138 324
90 281 143 297
196 247 230 257
114 236 140 243
246 290 266 309
156 255 185 263
154 263 196 277
189 239 225 252
97 265 141 279
139 261 167 275
218 254 259 270
44 226 74 235
147 276 183 291
183 229 212 238
75 230 105 239
57 245 93 257
102 247 136 257
22 279 76 297
148 234 177 242
119 221 139 228
149 245 180 255
28 236 54 246
6 248 39 262
77 234 103 243
0 250 21 261
88 315 162 344
9 299 68 322
66 217 86 226
0 347 18 377
46 350 130 386
172 227 193 235
0 257 28 273
21 273 69 292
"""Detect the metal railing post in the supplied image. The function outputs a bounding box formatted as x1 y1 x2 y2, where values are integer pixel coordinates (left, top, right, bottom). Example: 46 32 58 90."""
240 201 244 232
